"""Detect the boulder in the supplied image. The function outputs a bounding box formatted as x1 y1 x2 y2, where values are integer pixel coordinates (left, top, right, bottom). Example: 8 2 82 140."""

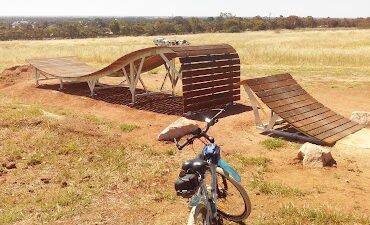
297 143 336 167
158 117 199 141
350 111 370 126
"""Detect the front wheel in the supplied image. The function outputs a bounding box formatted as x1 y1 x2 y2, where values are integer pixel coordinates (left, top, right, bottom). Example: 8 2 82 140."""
187 203 207 225
216 167 251 222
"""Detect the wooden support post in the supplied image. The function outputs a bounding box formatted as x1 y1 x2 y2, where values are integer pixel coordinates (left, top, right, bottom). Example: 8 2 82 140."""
243 85 264 128
59 79 64 90
159 53 181 95
123 56 146 105
35 69 40 86
87 80 97 96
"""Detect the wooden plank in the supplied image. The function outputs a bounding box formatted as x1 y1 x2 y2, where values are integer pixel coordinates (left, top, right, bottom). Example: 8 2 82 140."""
180 53 239 64
273 98 318 114
182 72 239 85
183 84 237 98
315 121 359 140
323 125 364 145
181 59 240 71
255 84 302 98
175 48 236 57
182 65 240 78
266 94 312 108
307 118 351 136
293 111 338 128
261 89 307 103
285 107 330 123
299 115 343 133
278 102 323 118
171 44 233 52
183 90 239 105
184 95 239 112
183 78 240 92
250 79 297 92
246 73 292 86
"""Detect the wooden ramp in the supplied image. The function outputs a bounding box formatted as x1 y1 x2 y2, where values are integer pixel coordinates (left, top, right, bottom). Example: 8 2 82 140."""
28 44 240 114
240 73 364 146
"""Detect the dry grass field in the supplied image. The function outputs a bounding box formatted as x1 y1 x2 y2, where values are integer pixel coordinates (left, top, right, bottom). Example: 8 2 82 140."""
1 29 370 84
0 29 370 225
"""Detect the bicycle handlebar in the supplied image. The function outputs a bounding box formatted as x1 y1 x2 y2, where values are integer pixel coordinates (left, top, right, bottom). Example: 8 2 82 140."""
174 104 231 150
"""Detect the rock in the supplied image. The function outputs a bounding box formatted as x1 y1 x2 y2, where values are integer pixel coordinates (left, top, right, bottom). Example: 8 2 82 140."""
158 117 199 141
61 181 68 188
297 143 336 167
41 177 51 184
3 162 16 169
350 111 370 126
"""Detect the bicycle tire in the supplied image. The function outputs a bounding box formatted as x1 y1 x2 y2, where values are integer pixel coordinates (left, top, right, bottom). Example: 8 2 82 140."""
187 203 207 225
216 167 251 221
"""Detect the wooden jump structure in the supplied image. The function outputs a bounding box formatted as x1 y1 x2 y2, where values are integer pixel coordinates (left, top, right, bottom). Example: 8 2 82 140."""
28 44 240 114
240 74 364 146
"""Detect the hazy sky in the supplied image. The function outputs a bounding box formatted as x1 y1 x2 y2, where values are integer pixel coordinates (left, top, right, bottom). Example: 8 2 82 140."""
1 0 369 18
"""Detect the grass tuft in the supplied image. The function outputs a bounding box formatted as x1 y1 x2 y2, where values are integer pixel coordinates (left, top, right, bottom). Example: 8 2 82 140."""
255 203 370 225
119 123 140 133
261 138 286 150
251 173 305 197
239 156 271 168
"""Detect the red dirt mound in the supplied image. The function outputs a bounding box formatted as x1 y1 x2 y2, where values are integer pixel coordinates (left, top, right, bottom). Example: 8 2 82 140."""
0 65 33 88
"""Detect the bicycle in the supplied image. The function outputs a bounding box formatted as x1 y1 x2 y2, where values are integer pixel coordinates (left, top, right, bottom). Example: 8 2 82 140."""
174 105 251 225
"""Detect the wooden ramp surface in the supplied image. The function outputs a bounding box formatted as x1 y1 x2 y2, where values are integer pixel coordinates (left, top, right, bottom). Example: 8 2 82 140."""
243 74 364 146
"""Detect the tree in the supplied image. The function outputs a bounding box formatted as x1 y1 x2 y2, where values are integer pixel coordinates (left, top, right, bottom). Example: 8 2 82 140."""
109 19 121 35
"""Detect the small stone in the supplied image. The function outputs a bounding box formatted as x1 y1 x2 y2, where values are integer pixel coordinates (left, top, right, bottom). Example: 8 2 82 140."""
41 177 51 184
255 192 261 195
4 162 16 169
345 179 350 183
61 181 68 188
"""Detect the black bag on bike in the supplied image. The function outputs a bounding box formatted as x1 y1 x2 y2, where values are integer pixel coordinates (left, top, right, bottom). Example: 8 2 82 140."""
175 172 200 198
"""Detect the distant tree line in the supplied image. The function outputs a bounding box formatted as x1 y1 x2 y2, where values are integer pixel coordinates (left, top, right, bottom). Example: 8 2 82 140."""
1 14 370 40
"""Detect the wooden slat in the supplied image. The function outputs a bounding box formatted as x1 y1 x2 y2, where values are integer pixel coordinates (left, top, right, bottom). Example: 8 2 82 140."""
255 84 302 98
266 94 312 108
180 53 239 64
299 115 343 133
182 65 240 78
307 118 351 136
246 73 292 86
184 95 240 112
323 125 364 145
181 59 240 71
183 78 239 92
182 72 239 85
293 111 338 128
315 121 359 140
273 98 318 114
175 48 236 57
261 89 307 103
279 103 324 118
183 90 238 105
285 107 330 123
250 79 297 93
183 84 236 98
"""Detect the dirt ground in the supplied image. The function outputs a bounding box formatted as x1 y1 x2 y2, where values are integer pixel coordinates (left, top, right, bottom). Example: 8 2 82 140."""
1 66 370 224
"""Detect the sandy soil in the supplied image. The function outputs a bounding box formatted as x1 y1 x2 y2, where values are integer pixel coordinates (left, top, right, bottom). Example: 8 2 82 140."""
1 66 370 224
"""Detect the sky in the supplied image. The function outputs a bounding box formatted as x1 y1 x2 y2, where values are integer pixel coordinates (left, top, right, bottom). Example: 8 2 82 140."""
1 0 369 18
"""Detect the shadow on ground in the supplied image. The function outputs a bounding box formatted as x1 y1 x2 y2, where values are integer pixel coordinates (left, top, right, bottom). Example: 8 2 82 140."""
38 83 252 117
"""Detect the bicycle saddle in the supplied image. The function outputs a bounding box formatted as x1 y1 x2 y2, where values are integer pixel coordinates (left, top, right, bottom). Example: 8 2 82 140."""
182 158 209 176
